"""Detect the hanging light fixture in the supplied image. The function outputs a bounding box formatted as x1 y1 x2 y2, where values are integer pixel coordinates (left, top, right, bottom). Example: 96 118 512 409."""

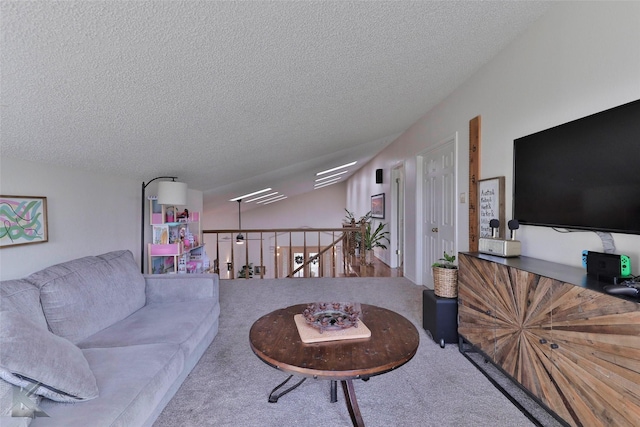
236 200 244 244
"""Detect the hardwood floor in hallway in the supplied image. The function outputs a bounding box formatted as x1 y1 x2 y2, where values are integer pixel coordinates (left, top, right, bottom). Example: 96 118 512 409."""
343 255 403 278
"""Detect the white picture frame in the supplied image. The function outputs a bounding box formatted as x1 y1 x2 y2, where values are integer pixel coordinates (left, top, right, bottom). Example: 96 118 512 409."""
478 177 505 238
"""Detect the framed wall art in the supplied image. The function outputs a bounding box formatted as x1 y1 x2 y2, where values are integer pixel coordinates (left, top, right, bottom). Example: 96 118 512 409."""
371 193 385 219
0 195 49 248
477 177 505 238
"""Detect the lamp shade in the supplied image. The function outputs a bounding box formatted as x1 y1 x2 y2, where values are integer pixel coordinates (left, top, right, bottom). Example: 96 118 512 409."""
157 181 188 205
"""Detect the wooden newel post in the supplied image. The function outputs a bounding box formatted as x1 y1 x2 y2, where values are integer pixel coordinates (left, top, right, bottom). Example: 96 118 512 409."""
360 220 366 276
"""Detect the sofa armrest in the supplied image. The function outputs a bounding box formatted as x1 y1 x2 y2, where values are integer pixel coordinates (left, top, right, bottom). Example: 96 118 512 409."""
144 274 219 304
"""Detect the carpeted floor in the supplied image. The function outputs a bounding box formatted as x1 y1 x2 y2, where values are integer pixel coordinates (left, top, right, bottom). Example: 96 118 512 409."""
153 277 562 427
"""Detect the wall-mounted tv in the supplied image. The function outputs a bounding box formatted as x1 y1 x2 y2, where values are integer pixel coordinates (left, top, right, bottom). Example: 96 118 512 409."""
513 99 640 235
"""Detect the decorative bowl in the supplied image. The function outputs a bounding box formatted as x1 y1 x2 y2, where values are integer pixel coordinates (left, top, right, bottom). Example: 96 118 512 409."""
302 302 361 333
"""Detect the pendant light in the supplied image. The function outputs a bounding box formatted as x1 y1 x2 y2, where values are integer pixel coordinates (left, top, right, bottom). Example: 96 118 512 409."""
236 200 244 244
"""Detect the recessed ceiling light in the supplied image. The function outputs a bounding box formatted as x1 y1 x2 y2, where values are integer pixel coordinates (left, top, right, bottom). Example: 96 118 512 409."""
315 170 349 182
245 192 278 203
229 188 272 201
316 161 356 176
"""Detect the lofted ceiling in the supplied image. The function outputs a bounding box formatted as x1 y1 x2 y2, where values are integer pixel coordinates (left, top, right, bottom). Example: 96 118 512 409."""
1 1 552 212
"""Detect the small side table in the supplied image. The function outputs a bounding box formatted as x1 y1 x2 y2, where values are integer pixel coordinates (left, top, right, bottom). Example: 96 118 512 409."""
422 289 458 348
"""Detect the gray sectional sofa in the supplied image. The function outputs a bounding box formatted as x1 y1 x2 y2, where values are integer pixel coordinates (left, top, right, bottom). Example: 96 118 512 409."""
0 250 220 427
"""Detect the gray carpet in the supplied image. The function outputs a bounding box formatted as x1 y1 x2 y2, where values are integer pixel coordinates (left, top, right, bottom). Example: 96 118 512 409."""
154 277 562 427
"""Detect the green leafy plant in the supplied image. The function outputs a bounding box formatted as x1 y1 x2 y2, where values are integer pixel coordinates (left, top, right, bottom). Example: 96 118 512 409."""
344 209 372 224
432 251 457 269
363 222 390 251
237 263 254 278
344 209 373 249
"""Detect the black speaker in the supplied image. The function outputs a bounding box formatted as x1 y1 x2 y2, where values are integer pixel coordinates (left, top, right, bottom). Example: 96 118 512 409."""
375 169 383 184
422 289 458 347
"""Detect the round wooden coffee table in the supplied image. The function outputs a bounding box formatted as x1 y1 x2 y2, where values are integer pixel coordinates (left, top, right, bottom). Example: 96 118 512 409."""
249 303 419 426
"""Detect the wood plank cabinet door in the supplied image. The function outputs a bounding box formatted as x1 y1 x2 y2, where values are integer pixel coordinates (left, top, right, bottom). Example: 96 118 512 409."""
458 254 497 360
491 264 554 401
546 283 640 427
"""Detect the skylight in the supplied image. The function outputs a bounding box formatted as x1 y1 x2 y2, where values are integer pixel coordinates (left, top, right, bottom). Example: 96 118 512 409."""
315 170 348 182
229 188 272 202
316 161 356 176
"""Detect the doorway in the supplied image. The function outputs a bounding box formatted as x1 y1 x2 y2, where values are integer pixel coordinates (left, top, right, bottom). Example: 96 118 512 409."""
282 247 323 278
420 136 457 287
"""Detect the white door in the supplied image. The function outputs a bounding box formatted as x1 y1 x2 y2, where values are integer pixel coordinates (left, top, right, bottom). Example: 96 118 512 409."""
422 139 456 287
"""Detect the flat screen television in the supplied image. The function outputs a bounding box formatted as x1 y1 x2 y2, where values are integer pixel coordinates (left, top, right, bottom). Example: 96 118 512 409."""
513 99 640 235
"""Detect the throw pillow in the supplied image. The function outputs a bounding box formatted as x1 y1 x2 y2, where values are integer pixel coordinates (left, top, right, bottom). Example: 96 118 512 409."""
0 311 98 402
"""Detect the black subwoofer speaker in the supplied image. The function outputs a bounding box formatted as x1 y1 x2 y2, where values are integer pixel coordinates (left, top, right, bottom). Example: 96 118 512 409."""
422 289 458 348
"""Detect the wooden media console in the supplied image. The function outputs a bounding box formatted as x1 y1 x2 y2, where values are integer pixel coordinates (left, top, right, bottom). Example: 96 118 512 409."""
457 252 640 427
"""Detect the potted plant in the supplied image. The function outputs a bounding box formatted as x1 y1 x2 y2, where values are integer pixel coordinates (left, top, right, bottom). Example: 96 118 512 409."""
237 263 254 278
431 251 458 298
363 221 390 265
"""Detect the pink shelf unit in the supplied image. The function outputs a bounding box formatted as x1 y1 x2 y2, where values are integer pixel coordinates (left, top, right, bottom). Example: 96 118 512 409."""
149 243 182 256
151 213 164 225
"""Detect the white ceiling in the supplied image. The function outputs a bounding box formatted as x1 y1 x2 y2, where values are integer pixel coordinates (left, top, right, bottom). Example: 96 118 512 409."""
1 1 552 209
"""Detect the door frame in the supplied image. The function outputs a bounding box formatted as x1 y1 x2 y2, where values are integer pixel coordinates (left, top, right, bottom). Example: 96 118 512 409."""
415 133 458 286
390 162 405 269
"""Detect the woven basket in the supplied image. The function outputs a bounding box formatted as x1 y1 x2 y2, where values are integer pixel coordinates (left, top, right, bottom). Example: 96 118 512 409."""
433 267 458 298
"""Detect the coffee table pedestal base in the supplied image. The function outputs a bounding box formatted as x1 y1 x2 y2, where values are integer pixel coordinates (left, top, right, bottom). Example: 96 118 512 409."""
267 375 306 403
269 377 365 427
342 379 365 427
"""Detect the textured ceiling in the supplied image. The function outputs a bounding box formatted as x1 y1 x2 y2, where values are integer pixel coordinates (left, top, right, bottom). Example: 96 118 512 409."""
1 1 551 208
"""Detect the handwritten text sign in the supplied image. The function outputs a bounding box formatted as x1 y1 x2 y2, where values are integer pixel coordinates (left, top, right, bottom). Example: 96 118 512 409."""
478 177 504 238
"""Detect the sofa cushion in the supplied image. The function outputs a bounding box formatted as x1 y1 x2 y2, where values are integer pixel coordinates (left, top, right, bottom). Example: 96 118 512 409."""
0 311 98 403
0 279 53 423
28 250 146 343
33 343 184 427
78 299 219 360
0 278 47 329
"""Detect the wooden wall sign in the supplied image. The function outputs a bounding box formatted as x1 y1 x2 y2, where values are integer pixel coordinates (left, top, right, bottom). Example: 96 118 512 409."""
468 116 481 251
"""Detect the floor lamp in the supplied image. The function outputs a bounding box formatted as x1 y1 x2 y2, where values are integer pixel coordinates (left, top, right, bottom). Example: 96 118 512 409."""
141 177 188 273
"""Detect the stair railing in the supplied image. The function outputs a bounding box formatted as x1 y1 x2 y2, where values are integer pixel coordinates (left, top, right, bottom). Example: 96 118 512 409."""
203 224 366 279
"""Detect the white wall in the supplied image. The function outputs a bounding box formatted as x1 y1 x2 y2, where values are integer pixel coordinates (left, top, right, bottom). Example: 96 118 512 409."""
0 158 139 279
203 181 347 230
0 158 204 280
347 2 640 284
243 183 347 229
